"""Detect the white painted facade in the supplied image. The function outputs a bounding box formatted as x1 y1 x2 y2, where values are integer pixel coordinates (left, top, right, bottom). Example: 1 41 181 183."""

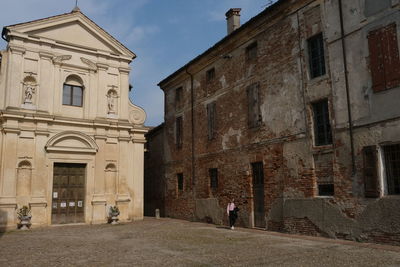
0 9 147 228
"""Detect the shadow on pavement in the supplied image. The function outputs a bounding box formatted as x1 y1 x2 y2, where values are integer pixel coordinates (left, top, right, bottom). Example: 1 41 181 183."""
216 226 232 230
0 209 7 238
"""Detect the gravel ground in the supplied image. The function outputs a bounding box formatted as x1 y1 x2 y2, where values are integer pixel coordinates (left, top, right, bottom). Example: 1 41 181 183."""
0 217 399 267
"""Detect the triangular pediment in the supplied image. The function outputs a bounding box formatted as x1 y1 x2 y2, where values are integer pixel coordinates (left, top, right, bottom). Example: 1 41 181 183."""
4 11 135 58
28 21 120 54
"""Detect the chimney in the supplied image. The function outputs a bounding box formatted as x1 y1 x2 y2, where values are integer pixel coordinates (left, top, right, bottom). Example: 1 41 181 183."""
225 8 241 35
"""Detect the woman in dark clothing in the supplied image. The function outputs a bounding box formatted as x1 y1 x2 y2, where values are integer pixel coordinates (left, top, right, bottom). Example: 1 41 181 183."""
226 199 238 229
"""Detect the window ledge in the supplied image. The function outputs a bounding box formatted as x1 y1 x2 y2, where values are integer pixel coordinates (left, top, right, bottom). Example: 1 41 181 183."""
308 74 329 85
314 195 334 199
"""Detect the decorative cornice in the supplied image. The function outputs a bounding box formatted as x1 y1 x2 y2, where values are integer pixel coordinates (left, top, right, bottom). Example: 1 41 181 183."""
34 130 50 136
39 51 54 59
2 127 21 134
118 136 131 142
96 63 109 71
9 45 26 55
118 67 131 74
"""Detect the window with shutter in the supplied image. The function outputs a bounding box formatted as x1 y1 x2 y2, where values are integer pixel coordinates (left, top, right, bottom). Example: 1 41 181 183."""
362 146 380 198
207 102 216 140
247 83 262 128
368 23 400 92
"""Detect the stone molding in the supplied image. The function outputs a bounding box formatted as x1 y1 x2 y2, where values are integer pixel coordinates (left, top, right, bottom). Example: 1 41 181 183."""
45 131 99 154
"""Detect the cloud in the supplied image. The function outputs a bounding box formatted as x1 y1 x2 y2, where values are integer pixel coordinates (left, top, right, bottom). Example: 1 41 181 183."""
125 25 160 45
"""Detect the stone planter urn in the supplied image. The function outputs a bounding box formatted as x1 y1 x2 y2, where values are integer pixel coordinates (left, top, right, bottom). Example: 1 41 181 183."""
109 205 120 225
17 206 32 230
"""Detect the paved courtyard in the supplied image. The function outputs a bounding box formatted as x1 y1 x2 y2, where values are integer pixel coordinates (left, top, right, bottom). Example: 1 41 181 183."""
0 218 400 267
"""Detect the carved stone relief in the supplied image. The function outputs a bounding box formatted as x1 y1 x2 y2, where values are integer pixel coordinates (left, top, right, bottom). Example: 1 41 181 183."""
52 55 72 64
80 57 98 71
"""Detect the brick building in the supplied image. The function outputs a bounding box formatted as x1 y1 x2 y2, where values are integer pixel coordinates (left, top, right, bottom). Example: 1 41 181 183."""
155 0 400 244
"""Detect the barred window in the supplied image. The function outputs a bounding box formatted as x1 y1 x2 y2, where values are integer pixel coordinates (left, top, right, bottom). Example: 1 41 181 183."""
312 99 332 146
308 33 326 78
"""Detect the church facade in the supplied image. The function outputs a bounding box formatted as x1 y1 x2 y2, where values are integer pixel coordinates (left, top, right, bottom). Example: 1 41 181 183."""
0 8 147 228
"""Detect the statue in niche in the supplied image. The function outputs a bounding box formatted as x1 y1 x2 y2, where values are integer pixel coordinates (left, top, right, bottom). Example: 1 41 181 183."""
24 84 35 104
22 75 37 105
107 89 117 114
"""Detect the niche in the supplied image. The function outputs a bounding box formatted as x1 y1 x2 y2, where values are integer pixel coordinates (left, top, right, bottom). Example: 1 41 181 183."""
105 163 117 194
17 160 32 196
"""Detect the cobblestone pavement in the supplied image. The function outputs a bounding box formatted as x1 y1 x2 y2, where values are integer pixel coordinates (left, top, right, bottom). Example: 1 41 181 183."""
1 218 400 267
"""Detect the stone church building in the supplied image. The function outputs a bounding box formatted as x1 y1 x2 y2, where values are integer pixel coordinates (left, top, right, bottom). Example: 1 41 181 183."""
0 8 147 228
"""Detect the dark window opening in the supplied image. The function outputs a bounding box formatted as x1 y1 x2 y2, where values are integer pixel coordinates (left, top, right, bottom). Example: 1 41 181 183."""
368 23 400 92
175 116 183 149
246 42 258 61
175 87 183 110
209 168 218 189
363 146 380 198
207 102 216 140
247 83 262 128
318 184 334 196
177 173 184 191
312 99 332 146
308 33 326 78
383 144 400 195
206 68 215 82
63 84 83 107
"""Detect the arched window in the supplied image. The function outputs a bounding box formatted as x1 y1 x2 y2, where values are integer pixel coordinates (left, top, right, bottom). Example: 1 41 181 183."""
63 75 84 107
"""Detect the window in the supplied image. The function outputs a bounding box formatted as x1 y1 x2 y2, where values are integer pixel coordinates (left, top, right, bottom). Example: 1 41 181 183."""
177 173 184 191
307 33 326 78
175 116 183 148
206 68 215 82
312 99 332 146
209 168 218 189
175 87 183 110
368 23 400 92
63 84 83 106
246 42 258 61
207 102 216 140
62 75 84 107
362 146 380 197
246 83 262 128
383 144 400 195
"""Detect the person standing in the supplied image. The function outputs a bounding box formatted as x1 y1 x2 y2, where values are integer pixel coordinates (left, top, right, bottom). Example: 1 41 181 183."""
227 199 237 230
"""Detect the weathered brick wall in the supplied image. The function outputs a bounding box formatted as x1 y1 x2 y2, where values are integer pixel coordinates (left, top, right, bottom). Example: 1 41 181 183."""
154 0 400 246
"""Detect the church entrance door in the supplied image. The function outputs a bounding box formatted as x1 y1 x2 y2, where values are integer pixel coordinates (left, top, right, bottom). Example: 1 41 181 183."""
51 163 86 224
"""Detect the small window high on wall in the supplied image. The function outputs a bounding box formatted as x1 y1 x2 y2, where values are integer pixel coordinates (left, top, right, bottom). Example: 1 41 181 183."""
63 75 84 107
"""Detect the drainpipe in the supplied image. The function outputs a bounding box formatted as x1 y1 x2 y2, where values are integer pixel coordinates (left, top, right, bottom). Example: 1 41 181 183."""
185 68 196 195
338 0 356 175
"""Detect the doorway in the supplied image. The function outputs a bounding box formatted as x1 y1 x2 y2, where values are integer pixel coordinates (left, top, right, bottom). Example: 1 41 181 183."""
51 163 86 224
252 162 265 228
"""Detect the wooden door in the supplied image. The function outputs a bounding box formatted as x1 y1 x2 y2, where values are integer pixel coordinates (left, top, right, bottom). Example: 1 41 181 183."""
252 162 265 228
52 163 86 224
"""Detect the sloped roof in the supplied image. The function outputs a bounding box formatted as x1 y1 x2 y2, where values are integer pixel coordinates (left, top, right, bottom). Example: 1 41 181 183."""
158 0 284 87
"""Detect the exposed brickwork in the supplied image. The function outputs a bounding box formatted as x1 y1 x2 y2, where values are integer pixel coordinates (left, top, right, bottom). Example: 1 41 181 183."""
151 0 400 246
283 217 327 237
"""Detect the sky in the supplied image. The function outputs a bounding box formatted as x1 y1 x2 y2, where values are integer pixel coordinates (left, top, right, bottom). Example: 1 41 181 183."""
0 0 276 126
